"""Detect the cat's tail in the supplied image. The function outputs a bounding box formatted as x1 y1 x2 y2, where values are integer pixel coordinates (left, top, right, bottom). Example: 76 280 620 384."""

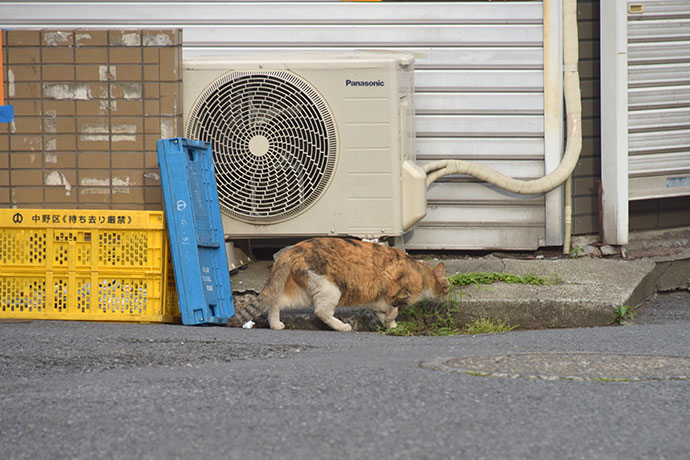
227 260 292 326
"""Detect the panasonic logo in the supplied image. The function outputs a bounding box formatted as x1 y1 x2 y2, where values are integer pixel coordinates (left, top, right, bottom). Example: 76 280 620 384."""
345 79 385 87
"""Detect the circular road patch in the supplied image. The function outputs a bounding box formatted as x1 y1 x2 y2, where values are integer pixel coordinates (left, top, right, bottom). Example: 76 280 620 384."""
421 353 690 381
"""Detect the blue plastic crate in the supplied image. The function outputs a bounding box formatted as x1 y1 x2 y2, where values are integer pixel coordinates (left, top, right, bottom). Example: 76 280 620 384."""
156 138 234 325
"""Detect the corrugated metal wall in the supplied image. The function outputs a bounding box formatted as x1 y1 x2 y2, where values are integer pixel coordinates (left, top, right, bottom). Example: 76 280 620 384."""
627 0 690 201
1 1 559 250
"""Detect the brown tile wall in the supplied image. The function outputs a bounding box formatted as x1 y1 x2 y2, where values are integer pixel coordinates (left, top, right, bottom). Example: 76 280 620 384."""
630 197 690 231
571 0 601 235
0 29 182 210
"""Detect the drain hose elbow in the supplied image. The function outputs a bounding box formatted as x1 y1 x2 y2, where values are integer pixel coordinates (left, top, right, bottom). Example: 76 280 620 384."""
424 105 581 195
424 0 582 198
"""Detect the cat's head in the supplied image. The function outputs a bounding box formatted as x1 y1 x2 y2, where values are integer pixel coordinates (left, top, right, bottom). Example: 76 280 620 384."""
431 262 451 299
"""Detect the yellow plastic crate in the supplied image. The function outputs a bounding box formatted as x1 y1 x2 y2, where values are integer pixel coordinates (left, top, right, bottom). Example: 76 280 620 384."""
0 209 178 323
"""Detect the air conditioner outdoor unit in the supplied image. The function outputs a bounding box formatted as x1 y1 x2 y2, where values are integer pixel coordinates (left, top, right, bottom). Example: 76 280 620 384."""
183 53 426 239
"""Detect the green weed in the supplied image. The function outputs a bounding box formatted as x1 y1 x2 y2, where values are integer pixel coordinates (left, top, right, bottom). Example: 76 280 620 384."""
614 305 634 324
463 317 518 335
381 271 550 337
448 271 561 288
382 299 517 337
570 245 585 258
384 300 461 337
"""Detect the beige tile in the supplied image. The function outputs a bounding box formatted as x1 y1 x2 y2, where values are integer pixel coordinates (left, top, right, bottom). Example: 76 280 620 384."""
42 47 75 64
7 30 40 46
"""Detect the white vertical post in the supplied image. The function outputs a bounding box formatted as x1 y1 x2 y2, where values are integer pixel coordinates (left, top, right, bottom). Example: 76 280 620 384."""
600 0 629 245
543 0 565 246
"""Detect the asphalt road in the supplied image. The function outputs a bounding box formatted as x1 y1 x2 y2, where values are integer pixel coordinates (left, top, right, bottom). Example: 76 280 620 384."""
1 291 689 460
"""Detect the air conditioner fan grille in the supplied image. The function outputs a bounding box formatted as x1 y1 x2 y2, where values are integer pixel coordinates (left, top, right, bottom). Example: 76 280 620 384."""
186 71 337 224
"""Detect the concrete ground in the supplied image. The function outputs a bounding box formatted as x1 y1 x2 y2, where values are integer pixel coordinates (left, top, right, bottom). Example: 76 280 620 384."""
230 227 690 331
2 229 689 460
1 293 689 460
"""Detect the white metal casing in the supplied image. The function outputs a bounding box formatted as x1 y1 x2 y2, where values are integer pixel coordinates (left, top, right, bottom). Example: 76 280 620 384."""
183 53 425 239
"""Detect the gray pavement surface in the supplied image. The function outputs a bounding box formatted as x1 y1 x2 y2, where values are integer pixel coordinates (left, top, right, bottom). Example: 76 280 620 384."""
2 228 690 459
1 289 689 460
635 290 690 325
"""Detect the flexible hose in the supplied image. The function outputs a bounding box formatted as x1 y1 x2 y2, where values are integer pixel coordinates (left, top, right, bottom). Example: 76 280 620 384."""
563 176 573 254
424 0 582 197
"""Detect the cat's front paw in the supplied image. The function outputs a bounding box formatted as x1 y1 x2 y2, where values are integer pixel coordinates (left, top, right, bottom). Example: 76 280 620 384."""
270 321 286 330
337 323 352 332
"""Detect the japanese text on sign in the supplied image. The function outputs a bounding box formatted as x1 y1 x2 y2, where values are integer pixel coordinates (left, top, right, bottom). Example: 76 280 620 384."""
11 212 134 226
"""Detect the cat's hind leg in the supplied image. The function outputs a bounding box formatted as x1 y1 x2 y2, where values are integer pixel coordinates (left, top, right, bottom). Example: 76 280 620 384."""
267 281 310 330
308 272 352 332
267 304 285 330
267 294 296 330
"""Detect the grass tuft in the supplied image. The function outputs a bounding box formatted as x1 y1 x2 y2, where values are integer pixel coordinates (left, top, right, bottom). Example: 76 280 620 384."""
381 271 558 337
383 299 517 337
448 271 561 288
463 317 518 335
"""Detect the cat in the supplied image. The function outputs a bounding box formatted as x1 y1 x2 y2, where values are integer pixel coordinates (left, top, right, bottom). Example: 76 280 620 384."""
229 237 450 332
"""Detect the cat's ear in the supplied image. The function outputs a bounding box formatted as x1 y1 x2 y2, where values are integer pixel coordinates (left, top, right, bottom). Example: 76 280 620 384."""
433 262 445 278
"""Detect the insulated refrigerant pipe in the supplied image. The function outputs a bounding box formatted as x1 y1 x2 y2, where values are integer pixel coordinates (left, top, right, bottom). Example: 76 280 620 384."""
423 0 582 252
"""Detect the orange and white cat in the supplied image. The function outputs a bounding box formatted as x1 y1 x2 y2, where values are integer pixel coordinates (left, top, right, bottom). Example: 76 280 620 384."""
231 237 450 331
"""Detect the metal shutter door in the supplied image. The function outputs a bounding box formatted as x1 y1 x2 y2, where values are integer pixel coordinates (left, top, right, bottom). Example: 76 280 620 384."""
628 0 690 200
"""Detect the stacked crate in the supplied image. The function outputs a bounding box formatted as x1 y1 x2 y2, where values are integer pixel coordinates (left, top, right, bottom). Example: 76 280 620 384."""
0 208 177 322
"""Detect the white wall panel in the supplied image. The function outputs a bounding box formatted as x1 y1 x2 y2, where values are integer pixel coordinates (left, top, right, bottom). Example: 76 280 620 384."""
416 92 543 115
416 138 544 160
629 63 690 86
0 0 554 250
629 41 690 64
185 46 545 69
415 69 544 91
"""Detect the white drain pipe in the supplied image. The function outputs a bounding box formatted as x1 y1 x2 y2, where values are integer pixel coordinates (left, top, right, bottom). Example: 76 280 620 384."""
424 0 582 253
